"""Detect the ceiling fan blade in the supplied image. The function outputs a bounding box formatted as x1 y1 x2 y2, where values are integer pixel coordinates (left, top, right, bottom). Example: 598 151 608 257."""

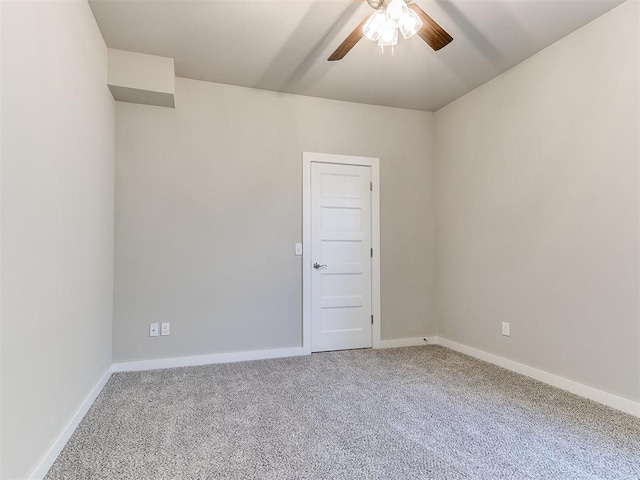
408 3 453 51
328 14 372 61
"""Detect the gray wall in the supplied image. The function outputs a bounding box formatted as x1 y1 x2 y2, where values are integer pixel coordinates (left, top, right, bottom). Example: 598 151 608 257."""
434 1 639 402
0 1 115 478
114 78 436 362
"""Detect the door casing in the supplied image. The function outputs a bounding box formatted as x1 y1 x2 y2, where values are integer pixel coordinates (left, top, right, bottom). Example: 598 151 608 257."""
302 152 381 354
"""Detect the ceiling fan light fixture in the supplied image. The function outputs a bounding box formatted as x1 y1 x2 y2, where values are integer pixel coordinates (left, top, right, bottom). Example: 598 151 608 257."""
327 0 452 61
363 0 421 50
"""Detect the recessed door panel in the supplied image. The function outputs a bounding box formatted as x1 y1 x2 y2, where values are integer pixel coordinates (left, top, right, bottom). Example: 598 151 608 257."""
321 306 364 333
321 240 362 264
321 273 362 299
320 173 362 199
320 207 362 232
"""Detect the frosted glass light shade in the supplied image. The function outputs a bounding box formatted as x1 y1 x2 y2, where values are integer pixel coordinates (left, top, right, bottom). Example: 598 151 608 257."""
377 23 398 47
399 8 423 39
386 0 408 27
363 11 387 41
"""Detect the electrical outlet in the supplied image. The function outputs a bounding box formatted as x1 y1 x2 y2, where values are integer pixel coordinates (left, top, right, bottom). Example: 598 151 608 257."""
149 323 159 337
502 322 510 337
161 322 170 336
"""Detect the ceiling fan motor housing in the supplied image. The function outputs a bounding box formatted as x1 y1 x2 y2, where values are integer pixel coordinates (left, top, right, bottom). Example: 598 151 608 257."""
367 0 411 9
367 0 384 10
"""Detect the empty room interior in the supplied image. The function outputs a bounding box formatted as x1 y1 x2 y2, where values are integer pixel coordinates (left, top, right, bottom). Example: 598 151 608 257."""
1 0 640 478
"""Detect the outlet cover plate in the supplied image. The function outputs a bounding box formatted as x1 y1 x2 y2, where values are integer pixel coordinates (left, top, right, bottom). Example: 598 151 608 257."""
161 322 170 336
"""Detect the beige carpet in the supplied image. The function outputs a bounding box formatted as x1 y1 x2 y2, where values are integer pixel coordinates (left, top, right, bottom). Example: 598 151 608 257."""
45 346 640 479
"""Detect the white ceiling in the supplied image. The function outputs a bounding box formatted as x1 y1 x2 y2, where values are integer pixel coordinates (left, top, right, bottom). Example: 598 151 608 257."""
89 0 625 111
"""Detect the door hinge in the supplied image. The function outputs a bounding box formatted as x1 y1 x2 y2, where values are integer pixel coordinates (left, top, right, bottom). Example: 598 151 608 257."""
370 181 373 191
370 248 373 258
371 315 374 325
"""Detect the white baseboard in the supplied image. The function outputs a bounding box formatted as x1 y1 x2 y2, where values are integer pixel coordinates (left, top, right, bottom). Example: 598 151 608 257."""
25 338 639 480
436 337 640 418
112 338 443 372
27 367 113 480
111 346 307 372
27 346 304 478
376 336 437 349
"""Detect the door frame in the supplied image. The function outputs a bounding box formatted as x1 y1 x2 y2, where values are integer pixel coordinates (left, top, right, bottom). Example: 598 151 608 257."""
302 152 381 355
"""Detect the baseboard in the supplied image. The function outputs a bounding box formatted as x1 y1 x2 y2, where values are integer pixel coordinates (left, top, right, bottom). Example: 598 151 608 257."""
435 337 640 418
25 338 638 480
27 367 113 480
112 339 442 372
111 346 307 372
376 336 437 349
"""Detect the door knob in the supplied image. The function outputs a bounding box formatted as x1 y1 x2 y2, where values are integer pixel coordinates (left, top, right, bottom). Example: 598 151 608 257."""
313 262 327 270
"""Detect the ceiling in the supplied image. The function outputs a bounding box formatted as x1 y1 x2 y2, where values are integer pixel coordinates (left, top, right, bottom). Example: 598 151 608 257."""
89 0 625 111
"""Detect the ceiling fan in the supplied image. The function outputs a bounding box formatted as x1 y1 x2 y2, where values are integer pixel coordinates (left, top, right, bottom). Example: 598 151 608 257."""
328 0 453 61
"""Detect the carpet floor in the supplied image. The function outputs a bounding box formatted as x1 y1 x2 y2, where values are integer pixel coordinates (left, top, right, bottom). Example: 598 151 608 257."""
45 346 640 479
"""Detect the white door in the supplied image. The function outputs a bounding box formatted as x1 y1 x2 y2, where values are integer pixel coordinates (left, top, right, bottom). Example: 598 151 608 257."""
311 162 372 352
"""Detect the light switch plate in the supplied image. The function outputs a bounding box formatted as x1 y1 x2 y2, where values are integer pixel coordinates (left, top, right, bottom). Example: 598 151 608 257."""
294 243 303 256
149 323 159 337
502 322 510 337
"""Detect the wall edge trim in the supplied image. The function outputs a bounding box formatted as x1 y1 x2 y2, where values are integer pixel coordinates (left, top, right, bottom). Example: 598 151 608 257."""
28 336 640 479
111 346 307 372
27 367 113 480
435 337 640 417
376 337 437 348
